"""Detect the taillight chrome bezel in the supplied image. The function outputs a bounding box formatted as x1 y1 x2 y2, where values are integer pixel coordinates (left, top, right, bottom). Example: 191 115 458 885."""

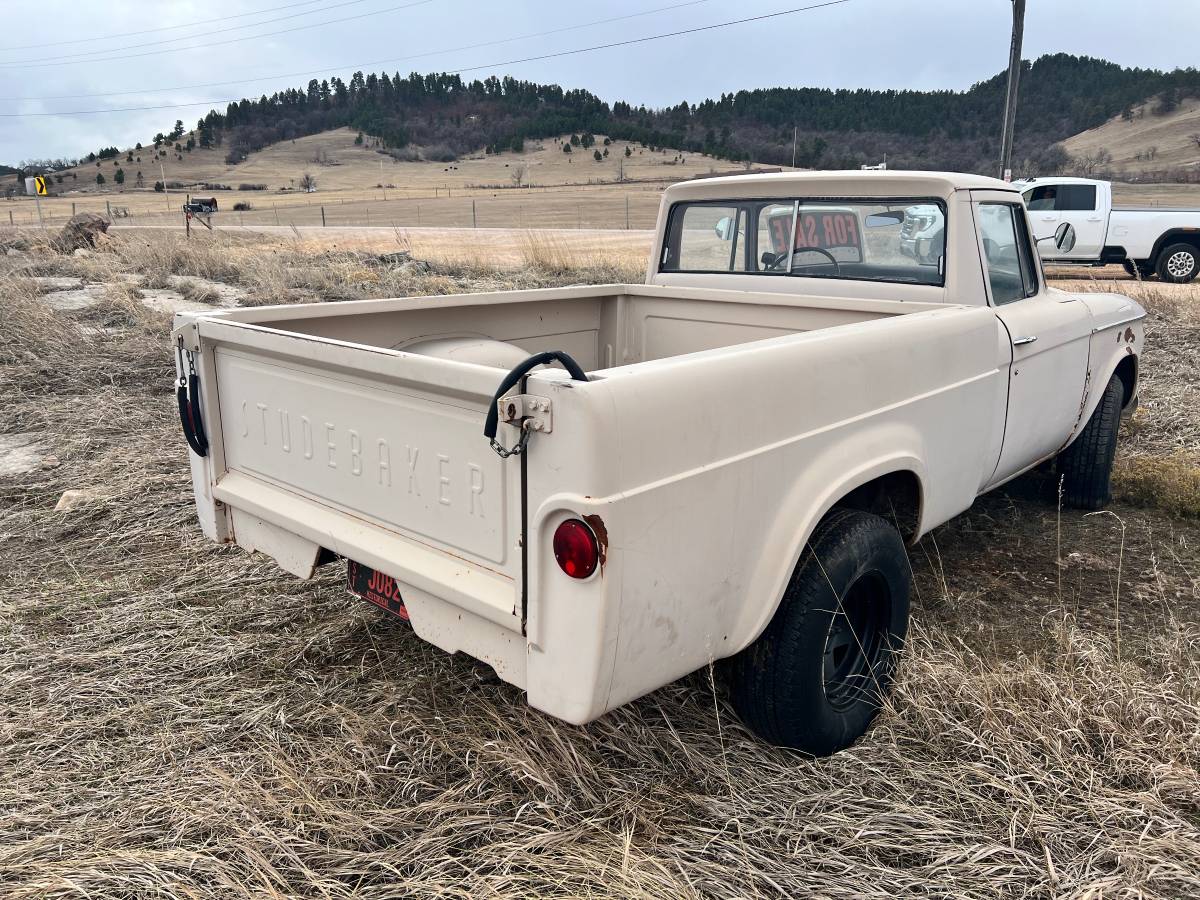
552 518 599 580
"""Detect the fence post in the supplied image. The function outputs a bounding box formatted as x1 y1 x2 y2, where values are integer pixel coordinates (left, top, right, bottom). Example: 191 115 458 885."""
72 201 76 216
625 195 629 230
472 200 477 229
321 206 326 227
273 203 280 225
8 210 12 226
106 200 111 218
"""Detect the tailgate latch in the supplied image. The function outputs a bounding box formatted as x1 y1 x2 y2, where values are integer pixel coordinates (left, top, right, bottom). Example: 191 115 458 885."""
489 395 552 459
497 394 552 433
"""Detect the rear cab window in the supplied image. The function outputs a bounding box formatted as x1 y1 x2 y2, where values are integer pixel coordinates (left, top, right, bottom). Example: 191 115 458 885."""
661 197 947 286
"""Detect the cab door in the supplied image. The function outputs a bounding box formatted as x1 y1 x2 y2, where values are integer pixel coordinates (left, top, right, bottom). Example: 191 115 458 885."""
1023 183 1061 251
972 192 1092 488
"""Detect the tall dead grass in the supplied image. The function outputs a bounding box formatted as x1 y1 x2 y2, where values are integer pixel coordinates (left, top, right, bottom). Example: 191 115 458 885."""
0 240 1198 897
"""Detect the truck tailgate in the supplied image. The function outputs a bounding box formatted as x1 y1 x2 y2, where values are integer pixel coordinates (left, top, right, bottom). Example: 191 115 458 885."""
190 317 523 629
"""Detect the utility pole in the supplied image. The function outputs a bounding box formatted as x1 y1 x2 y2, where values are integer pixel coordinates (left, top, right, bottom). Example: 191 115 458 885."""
998 0 1026 182
159 160 171 212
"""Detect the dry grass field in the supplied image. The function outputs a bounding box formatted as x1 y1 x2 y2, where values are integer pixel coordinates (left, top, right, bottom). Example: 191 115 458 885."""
1 129 752 231
1 227 1199 898
1063 97 1200 178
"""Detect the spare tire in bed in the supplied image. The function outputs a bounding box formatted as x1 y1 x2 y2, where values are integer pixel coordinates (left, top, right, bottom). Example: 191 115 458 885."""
394 336 531 369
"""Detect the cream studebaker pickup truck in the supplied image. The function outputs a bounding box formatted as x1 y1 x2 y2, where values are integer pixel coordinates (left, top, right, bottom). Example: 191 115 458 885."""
173 171 1144 755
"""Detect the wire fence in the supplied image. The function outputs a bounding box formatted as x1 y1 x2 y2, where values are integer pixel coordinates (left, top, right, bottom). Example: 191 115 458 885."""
2 183 668 233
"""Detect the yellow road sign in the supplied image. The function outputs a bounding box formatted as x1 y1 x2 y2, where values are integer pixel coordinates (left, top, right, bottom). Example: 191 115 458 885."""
33 176 47 195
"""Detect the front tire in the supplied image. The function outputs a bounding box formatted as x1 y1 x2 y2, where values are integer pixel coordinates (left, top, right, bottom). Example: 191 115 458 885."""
726 509 910 756
1156 243 1199 283
1057 374 1123 509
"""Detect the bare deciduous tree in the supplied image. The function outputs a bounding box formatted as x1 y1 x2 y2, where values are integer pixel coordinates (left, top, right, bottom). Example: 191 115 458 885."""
299 172 317 192
510 163 527 187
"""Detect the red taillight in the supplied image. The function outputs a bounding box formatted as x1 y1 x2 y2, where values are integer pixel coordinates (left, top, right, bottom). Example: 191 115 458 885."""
552 518 599 579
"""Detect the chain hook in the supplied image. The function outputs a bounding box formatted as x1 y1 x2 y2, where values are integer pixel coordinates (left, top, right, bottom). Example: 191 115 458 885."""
489 419 533 459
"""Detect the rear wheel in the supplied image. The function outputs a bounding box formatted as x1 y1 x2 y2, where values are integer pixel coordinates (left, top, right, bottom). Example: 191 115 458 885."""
1057 374 1124 510
1156 243 1199 283
726 509 910 756
1122 259 1152 280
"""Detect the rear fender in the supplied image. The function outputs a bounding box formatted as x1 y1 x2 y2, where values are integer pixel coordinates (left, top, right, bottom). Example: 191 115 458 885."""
729 450 926 657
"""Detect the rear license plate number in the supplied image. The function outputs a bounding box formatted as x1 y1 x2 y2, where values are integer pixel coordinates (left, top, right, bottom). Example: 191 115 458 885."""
347 560 409 622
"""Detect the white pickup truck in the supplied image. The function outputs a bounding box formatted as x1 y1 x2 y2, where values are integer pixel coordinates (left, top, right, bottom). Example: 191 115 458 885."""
1017 176 1200 282
173 171 1144 755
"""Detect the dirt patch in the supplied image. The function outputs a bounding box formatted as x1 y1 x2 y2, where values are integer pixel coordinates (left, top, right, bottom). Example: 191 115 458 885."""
0 433 47 476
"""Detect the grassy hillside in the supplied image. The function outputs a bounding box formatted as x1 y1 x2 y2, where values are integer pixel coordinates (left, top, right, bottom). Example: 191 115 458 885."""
1062 97 1200 178
25 53 1200 189
53 128 745 196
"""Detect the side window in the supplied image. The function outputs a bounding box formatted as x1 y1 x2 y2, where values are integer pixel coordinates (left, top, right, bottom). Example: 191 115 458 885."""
1024 185 1057 211
979 203 1038 305
1056 184 1097 212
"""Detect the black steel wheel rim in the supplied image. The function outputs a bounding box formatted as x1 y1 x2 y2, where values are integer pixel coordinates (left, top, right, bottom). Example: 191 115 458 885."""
822 570 892 711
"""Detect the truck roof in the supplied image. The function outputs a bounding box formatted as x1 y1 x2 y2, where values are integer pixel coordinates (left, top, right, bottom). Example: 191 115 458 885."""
664 170 1014 203
1014 176 1104 187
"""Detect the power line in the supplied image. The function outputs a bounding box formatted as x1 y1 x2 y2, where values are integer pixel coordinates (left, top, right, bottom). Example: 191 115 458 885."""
0 1 851 118
0 0 329 53
4 0 712 102
3 0 380 66
0 0 437 69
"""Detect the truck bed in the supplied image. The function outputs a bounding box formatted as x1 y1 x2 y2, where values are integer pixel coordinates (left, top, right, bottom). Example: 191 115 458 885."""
212 283 936 370
176 283 998 719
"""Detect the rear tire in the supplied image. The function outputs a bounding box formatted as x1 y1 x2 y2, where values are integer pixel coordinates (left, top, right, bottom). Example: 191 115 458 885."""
1155 243 1199 283
1057 375 1123 510
1122 259 1152 280
726 509 910 756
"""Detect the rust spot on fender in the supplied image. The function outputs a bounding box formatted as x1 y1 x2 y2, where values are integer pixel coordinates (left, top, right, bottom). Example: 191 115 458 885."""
582 513 608 572
1123 327 1135 343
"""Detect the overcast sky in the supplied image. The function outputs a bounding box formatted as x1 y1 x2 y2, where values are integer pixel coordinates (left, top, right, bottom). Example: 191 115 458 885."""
1 0 1194 163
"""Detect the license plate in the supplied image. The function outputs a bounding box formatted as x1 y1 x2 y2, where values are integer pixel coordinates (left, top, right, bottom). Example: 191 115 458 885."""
347 560 409 622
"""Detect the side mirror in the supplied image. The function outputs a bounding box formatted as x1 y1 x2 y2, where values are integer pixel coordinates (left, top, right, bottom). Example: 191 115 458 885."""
714 215 734 241
1054 221 1076 253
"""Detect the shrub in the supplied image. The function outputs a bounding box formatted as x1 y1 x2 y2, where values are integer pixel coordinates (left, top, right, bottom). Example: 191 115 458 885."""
232 201 253 211
421 144 457 162
237 183 267 191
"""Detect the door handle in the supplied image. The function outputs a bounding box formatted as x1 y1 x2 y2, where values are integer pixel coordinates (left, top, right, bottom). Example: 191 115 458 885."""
1013 335 1038 346
1040 215 1056 221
